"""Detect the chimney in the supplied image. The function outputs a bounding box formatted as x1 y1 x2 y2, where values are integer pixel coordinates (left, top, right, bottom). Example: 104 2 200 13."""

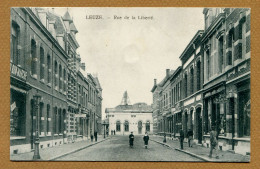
166 69 170 77
81 63 86 71
37 8 47 28
154 79 157 86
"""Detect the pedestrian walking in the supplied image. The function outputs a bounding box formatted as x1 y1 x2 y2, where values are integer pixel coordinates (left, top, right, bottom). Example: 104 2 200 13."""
143 132 149 149
114 130 116 135
187 129 194 147
209 126 219 159
91 134 94 142
94 131 98 142
180 129 184 150
111 130 113 135
129 132 134 148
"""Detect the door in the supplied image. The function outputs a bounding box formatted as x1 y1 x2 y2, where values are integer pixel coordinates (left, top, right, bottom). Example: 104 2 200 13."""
138 121 142 134
197 107 202 144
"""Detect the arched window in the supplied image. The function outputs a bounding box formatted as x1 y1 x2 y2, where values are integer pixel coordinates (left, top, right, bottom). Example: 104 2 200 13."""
116 121 121 131
40 47 45 80
47 55 51 84
124 121 129 132
146 121 150 132
31 39 37 76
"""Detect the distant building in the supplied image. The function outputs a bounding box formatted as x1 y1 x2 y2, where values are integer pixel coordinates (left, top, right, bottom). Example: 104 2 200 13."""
105 91 153 135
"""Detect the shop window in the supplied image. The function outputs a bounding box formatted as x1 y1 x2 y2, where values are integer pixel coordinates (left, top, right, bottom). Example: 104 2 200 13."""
10 90 26 137
40 47 45 80
239 90 250 137
11 23 20 65
116 121 121 131
146 121 150 132
124 121 129 132
31 39 37 76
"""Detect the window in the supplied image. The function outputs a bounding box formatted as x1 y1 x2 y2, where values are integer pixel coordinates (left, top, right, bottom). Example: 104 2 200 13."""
116 121 121 131
227 32 234 66
31 39 37 76
124 121 129 132
47 55 51 84
206 49 210 79
59 109 62 134
184 73 188 97
239 90 250 137
63 69 66 92
59 65 62 91
190 67 194 94
53 107 57 134
196 60 201 91
39 103 44 135
218 36 224 73
11 23 19 65
47 105 50 134
54 61 58 87
40 47 45 80
146 121 150 132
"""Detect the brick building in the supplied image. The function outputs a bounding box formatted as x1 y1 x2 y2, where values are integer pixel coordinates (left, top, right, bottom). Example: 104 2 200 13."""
151 8 250 155
10 7 102 155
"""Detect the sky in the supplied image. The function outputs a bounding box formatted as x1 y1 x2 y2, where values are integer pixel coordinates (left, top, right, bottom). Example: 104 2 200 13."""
53 7 204 119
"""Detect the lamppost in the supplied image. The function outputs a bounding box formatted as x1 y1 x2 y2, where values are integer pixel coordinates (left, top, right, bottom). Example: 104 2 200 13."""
33 94 41 160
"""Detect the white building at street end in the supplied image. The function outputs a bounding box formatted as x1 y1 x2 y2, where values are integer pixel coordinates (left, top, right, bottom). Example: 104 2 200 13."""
105 91 153 135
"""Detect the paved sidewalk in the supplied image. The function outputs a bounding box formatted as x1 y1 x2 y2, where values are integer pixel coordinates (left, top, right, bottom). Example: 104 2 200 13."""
10 136 110 161
151 135 250 162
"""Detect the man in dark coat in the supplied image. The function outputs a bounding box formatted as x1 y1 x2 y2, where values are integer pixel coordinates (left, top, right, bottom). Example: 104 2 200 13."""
143 132 149 149
187 129 194 147
94 131 98 142
209 126 219 159
180 129 184 150
129 132 134 148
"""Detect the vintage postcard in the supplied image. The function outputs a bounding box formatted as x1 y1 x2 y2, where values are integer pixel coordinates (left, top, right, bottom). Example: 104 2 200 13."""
9 7 250 162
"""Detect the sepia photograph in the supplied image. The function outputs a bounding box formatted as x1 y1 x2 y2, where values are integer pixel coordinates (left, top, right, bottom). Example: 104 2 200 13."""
9 7 251 162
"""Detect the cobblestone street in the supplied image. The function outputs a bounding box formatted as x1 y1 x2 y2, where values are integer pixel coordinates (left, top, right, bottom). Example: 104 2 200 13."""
55 135 202 161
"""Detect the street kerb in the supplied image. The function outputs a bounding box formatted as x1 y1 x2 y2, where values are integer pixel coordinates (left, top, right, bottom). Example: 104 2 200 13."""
49 137 110 161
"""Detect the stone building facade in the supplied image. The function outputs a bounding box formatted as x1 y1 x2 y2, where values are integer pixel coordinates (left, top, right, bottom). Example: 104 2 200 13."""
105 91 153 135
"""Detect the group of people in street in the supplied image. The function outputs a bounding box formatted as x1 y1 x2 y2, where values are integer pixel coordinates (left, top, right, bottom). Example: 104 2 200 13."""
179 126 219 159
129 132 150 149
111 130 116 135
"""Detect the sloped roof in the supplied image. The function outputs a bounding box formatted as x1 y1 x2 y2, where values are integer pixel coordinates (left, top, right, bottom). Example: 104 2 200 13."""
47 11 65 34
70 22 78 33
63 11 73 22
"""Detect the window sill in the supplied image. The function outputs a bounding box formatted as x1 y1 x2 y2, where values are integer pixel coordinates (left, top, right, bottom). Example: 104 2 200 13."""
59 133 63 136
39 135 45 138
54 134 59 136
10 136 26 140
233 137 250 142
31 74 37 80
40 79 45 84
47 83 52 88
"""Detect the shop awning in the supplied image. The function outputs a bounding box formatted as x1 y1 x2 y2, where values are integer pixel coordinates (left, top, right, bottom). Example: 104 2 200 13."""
10 85 27 94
